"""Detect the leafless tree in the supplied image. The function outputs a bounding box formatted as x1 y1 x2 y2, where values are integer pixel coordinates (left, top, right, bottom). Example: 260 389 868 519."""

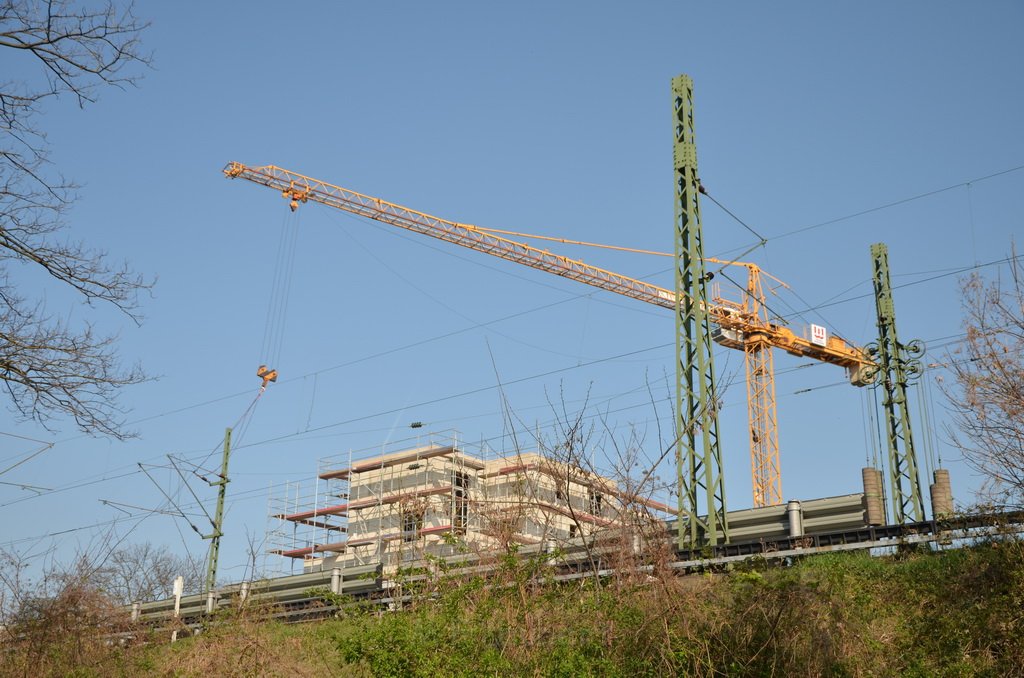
0 1 151 438
90 542 203 604
943 250 1024 508
0 544 142 675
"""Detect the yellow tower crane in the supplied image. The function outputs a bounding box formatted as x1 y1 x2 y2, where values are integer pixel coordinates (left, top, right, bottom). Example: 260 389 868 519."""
706 260 789 508
224 162 877 507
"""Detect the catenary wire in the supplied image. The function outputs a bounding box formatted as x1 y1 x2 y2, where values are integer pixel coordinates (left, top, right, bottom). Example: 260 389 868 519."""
767 164 1024 242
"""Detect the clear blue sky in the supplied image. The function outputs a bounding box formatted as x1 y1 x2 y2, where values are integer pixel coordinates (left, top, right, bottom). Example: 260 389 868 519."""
2 2 1022 583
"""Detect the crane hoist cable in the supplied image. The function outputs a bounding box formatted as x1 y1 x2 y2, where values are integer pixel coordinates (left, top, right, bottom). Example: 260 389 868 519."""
192 386 266 476
256 209 300 390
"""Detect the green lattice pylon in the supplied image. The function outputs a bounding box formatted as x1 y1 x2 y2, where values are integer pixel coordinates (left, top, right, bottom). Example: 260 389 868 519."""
869 243 924 523
204 427 232 593
673 74 728 548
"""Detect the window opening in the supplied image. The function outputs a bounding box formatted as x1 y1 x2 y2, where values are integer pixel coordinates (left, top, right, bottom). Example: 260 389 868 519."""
453 471 470 534
402 509 423 542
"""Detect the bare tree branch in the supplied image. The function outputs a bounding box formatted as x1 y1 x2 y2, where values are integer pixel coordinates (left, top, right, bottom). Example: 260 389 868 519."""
0 1 151 438
942 248 1024 508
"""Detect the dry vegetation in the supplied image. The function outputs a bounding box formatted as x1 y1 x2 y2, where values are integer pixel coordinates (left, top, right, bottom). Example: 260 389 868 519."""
2 536 1023 677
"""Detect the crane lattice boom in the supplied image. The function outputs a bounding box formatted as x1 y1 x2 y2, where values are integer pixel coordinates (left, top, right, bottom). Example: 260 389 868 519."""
224 161 877 506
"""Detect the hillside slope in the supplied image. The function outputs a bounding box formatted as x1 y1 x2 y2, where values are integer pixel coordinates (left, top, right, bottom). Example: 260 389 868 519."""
5 542 1023 677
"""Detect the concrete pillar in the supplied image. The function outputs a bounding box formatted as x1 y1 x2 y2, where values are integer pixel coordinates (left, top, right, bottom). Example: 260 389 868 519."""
786 500 804 538
931 469 954 518
862 467 885 526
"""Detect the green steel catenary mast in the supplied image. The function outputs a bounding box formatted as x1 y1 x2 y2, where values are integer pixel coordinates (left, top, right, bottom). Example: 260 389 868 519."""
673 75 728 548
204 427 232 593
869 243 925 523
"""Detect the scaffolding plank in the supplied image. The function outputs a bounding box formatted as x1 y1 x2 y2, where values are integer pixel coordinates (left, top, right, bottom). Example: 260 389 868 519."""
290 518 347 531
319 445 485 480
279 485 456 523
346 524 453 547
271 539 353 559
277 500 349 522
347 484 454 511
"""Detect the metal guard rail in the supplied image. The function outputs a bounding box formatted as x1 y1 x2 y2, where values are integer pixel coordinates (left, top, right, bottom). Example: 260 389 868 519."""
132 511 1024 625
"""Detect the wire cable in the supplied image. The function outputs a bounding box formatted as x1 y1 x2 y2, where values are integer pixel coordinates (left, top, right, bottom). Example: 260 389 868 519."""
770 164 1024 242
233 340 674 450
699 185 768 245
334 212 602 361
784 253 1024 318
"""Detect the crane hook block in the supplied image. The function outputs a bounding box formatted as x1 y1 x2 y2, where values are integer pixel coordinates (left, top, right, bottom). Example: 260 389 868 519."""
257 365 278 388
282 187 308 212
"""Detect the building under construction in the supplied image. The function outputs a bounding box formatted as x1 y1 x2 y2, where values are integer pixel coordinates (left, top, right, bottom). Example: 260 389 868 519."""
267 432 677 574
266 430 957 578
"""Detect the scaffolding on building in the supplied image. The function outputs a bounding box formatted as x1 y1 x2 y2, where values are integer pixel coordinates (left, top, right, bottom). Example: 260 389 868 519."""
267 429 677 575
265 464 350 573
268 431 482 571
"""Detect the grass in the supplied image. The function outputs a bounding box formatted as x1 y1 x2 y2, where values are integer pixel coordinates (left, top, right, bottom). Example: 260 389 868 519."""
4 540 1023 677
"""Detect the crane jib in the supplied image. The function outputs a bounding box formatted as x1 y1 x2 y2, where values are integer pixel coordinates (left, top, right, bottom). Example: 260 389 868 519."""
223 162 876 380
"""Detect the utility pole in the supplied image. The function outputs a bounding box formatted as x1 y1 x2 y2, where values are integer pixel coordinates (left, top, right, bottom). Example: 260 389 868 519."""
673 74 728 548
204 427 232 593
869 244 925 523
